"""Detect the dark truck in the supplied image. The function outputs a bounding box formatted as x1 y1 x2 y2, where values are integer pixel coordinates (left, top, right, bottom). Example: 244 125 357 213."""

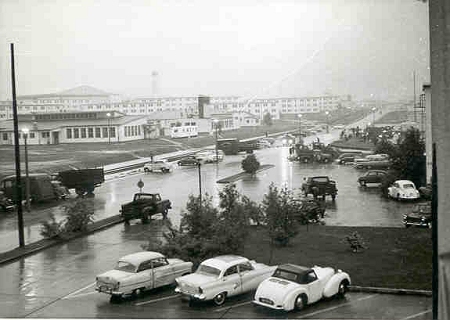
217 138 257 155
301 176 338 200
120 193 172 224
57 168 105 196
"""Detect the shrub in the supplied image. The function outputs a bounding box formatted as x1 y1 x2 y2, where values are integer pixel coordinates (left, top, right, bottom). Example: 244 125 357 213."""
342 231 367 253
62 198 95 233
241 154 260 175
40 213 64 239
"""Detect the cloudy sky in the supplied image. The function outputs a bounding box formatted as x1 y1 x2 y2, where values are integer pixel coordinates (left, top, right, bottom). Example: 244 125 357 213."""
0 0 429 101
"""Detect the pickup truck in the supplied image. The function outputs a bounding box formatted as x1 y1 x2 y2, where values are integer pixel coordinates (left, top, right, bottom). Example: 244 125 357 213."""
301 176 338 201
120 193 172 224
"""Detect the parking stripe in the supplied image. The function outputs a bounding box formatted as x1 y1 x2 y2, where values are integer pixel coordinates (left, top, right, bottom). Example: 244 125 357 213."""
214 301 252 313
295 294 378 318
399 309 432 320
135 294 179 306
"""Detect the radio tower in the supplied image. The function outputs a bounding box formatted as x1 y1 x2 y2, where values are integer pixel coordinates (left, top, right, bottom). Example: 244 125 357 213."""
151 71 159 96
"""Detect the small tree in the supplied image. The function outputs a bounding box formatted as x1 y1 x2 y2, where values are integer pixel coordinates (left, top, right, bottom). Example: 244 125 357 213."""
62 198 95 233
40 213 64 238
263 112 273 126
343 231 367 253
241 154 260 175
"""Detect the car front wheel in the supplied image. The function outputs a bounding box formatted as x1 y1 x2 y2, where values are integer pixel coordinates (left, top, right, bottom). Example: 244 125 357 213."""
213 292 227 306
337 280 349 297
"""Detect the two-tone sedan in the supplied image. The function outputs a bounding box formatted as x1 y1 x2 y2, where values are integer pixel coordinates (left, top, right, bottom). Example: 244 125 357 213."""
95 251 193 301
175 255 277 306
253 264 351 312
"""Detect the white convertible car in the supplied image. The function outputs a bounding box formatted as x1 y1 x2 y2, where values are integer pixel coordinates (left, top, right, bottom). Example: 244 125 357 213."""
253 264 351 311
175 255 277 306
95 251 193 301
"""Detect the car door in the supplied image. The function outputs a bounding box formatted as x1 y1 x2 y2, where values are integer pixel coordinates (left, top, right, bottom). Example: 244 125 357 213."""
301 270 322 303
366 171 378 183
152 257 176 288
222 265 242 297
237 262 259 293
135 260 154 290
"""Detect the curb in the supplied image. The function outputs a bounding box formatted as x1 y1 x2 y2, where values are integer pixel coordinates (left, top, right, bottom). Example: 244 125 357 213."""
0 214 124 266
348 285 432 297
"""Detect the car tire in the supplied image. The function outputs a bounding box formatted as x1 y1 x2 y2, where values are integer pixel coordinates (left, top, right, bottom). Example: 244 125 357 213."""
213 292 227 306
396 194 400 201
405 224 410 228
110 294 123 303
337 280 349 298
294 294 307 311
133 287 145 298
331 194 336 201
162 208 168 219
144 168 150 173
359 180 366 187
323 158 329 163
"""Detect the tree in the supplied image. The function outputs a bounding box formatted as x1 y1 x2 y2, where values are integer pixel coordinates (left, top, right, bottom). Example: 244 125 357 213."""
241 154 260 175
263 112 273 126
262 184 298 248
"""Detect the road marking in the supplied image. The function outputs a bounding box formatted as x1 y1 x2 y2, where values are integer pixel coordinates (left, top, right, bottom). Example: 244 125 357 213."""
399 309 432 320
295 294 378 318
135 294 179 306
214 301 252 312
62 282 95 300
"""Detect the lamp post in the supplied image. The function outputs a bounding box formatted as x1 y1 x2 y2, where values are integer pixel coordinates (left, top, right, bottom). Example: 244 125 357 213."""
197 162 202 206
297 114 302 144
213 119 219 163
106 112 111 144
371 107 376 126
21 127 30 212
325 111 330 133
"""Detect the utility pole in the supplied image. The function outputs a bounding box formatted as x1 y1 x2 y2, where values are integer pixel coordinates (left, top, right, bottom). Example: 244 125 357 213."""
11 43 25 247
413 71 417 123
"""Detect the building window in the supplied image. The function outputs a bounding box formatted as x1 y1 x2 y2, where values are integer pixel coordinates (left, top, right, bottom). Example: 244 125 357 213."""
95 127 101 138
81 128 87 138
42 132 50 138
110 127 116 138
73 128 79 138
30 133 35 139
102 127 108 138
2 133 8 141
88 127 94 138
66 128 72 139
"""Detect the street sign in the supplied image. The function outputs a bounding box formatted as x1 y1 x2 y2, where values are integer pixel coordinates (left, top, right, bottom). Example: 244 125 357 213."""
137 179 144 192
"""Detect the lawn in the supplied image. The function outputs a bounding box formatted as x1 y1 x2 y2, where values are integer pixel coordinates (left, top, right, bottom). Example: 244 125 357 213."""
330 137 375 150
241 225 432 291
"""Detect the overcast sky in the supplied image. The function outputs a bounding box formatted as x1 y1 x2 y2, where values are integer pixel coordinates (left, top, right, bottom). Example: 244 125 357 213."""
0 0 429 101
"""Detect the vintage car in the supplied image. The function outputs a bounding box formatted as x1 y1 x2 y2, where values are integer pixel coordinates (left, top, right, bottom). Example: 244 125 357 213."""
387 180 420 201
403 201 432 228
175 255 277 306
0 190 15 212
253 264 351 312
143 160 173 173
95 251 193 301
177 155 201 166
357 170 387 186
195 150 224 163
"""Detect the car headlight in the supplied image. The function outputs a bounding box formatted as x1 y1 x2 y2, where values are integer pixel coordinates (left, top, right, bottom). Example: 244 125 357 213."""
198 287 203 294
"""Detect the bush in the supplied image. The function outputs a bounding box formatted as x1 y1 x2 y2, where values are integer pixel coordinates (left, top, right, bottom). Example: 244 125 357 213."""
63 198 95 233
40 213 64 239
241 154 260 174
342 231 367 253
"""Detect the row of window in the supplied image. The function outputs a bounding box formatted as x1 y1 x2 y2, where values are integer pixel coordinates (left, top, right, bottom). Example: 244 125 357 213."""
2 132 48 141
124 125 141 137
66 127 116 139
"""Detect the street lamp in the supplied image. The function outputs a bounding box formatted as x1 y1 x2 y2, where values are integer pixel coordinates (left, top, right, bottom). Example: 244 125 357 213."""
106 112 111 144
21 127 30 212
297 114 302 144
213 119 219 163
371 107 376 126
325 111 330 133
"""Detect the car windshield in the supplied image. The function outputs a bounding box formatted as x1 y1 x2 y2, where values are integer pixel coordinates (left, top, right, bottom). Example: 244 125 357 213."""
272 268 298 282
115 261 136 273
196 264 221 277
403 184 415 189
312 177 329 183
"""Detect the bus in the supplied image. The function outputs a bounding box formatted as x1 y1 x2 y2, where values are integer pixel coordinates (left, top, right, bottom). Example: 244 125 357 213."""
170 125 198 138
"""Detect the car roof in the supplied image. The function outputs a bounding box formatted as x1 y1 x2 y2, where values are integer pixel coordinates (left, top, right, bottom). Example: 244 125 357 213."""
201 255 248 271
277 264 312 274
119 251 165 265
395 180 415 185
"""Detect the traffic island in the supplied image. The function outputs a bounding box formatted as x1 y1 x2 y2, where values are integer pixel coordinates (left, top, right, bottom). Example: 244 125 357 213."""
216 164 275 184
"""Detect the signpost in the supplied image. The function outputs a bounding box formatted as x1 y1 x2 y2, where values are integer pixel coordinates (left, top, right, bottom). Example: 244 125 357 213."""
137 179 144 193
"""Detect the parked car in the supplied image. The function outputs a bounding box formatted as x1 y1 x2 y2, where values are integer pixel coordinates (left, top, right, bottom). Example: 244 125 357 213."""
357 170 387 186
57 168 104 196
291 197 325 222
177 156 200 166
120 193 172 224
334 152 364 165
95 251 193 301
195 150 224 163
253 264 351 311
0 190 15 212
144 159 172 173
403 202 432 228
387 180 420 201
353 159 391 170
175 255 277 306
